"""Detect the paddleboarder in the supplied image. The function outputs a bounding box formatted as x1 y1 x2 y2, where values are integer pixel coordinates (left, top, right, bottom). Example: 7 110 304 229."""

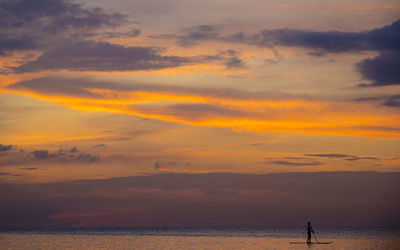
290 223 331 245
307 222 314 244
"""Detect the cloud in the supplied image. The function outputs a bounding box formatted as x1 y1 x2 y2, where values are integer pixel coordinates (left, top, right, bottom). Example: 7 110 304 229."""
200 49 247 69
344 156 379 161
1 1 245 73
354 97 381 102
8 76 283 101
10 39 244 73
265 160 322 166
153 161 191 171
229 20 400 52
153 161 161 170
0 0 118 24
0 35 36 55
285 157 311 160
237 21 400 86
179 25 219 47
154 25 219 47
31 150 54 160
75 153 99 163
0 0 125 55
3 0 224 75
304 153 351 158
7 76 400 137
0 144 13 152
103 29 141 38
8 76 125 97
0 172 22 176
216 49 247 69
0 172 399 227
383 95 400 107
19 167 38 170
162 20 399 53
31 149 100 163
224 56 246 69
12 41 198 73
305 153 380 161
93 144 106 148
354 95 400 108
159 20 400 86
135 103 246 121
0 145 100 165
264 48 284 65
357 51 400 87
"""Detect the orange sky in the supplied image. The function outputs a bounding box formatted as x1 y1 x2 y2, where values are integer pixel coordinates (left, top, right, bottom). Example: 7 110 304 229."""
1 0 400 229
0 0 399 181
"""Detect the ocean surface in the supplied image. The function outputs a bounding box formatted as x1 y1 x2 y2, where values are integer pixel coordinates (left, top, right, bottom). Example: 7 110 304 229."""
0 228 399 249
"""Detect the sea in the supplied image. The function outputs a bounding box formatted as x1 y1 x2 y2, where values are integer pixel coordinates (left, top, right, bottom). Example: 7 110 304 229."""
0 227 399 249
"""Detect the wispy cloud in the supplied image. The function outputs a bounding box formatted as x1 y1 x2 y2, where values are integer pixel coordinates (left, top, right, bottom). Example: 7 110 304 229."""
0 144 13 152
6 76 400 137
264 160 322 166
304 153 351 158
0 172 23 176
0 144 100 166
158 20 400 87
12 41 199 73
30 148 99 163
305 153 380 161
0 0 125 55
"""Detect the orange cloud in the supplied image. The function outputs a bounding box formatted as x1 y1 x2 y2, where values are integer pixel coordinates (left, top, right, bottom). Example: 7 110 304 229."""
3 79 400 138
166 148 191 152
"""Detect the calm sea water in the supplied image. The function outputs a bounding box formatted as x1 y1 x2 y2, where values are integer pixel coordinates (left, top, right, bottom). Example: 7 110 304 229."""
0 228 399 249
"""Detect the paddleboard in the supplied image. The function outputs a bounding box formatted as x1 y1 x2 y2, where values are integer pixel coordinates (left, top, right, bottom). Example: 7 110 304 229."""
290 242 332 245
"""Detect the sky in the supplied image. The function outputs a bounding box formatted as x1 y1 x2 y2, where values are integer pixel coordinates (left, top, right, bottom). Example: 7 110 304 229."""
0 0 399 228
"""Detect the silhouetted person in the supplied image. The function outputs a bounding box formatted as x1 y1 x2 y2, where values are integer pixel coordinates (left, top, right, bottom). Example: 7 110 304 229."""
307 222 314 244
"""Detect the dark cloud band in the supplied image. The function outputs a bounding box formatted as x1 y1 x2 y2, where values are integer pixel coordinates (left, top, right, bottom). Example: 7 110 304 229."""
0 172 399 227
160 20 400 87
0 0 125 55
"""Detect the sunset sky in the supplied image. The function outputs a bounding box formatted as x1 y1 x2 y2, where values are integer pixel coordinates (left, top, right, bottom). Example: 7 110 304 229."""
0 0 399 228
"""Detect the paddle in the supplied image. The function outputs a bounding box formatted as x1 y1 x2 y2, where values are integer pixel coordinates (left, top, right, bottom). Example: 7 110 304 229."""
312 231 318 243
